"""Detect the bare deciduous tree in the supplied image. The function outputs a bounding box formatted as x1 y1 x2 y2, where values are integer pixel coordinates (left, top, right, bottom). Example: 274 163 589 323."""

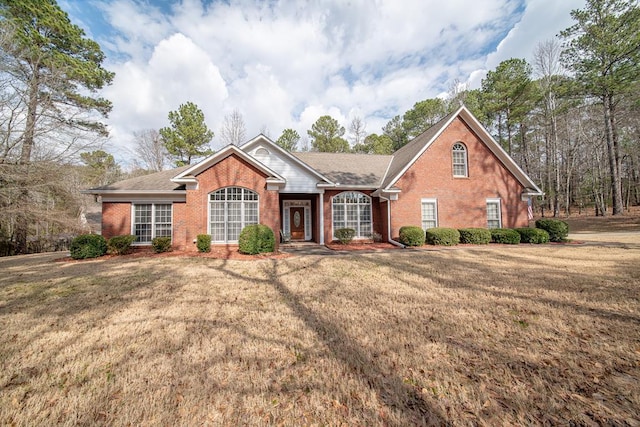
133 129 167 172
220 109 247 146
348 116 367 147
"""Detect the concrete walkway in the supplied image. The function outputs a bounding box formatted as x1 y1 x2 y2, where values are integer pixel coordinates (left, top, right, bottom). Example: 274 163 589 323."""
280 243 343 256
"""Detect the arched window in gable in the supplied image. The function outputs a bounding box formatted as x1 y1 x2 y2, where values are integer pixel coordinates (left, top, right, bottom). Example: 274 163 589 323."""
452 142 468 177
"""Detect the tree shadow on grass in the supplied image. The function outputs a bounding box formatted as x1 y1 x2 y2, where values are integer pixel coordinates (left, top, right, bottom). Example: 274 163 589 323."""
209 256 448 426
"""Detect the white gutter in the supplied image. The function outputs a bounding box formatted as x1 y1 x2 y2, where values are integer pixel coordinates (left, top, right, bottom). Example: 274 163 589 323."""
319 192 325 245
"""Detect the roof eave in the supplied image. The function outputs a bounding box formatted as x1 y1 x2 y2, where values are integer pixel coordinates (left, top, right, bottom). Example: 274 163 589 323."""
81 189 187 196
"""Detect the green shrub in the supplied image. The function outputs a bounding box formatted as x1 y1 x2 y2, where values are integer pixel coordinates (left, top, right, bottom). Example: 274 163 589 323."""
334 228 356 245
152 236 172 253
515 227 550 244
490 228 521 244
239 224 275 254
398 226 425 246
107 235 136 255
70 234 107 259
425 227 460 246
535 218 569 242
458 228 491 244
196 234 211 253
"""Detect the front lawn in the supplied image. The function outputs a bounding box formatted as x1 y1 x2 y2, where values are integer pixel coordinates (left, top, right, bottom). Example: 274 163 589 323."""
0 243 638 425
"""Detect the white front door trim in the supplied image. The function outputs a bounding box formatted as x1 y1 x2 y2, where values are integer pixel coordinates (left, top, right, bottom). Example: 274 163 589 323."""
283 200 312 241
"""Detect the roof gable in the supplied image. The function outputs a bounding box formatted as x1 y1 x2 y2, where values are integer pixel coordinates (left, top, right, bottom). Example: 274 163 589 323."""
381 108 458 189
382 105 543 194
171 144 285 185
241 134 333 185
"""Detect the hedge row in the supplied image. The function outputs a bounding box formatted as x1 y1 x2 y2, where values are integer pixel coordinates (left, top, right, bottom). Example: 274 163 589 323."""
396 219 568 246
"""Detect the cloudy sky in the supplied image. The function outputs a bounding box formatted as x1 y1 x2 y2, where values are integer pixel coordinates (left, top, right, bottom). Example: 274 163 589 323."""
59 0 584 160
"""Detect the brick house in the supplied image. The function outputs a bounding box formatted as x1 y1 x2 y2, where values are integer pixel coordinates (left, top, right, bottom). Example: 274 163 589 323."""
86 106 543 250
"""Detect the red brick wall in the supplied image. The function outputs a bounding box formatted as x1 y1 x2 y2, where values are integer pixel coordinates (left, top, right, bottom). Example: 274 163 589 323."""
390 117 528 238
101 202 131 239
176 154 280 251
100 155 280 251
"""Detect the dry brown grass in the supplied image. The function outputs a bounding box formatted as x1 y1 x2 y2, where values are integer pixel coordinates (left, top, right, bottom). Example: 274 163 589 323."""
1 238 639 426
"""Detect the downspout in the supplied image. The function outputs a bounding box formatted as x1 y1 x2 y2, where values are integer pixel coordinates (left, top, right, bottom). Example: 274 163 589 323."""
319 192 324 245
382 194 405 248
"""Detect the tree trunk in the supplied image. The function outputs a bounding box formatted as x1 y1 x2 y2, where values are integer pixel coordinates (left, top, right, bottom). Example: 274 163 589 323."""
603 94 624 215
14 72 39 254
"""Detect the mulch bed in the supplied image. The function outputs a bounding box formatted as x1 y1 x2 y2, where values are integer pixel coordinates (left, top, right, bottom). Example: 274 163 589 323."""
55 247 292 262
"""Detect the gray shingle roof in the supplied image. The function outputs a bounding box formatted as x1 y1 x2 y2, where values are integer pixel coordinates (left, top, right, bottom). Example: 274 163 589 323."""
87 165 190 192
86 106 542 195
292 152 393 187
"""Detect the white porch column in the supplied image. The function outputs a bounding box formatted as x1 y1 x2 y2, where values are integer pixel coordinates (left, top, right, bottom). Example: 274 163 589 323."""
319 191 325 244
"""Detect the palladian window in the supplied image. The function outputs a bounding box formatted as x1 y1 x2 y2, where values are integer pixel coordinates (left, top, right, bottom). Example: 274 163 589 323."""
209 187 259 242
332 191 372 239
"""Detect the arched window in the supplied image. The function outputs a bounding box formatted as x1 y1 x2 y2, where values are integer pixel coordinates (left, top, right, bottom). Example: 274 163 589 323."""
209 187 259 242
452 142 468 177
332 191 372 239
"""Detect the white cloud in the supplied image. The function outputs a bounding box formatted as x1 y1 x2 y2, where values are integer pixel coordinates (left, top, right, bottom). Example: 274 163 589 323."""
103 33 228 153
467 0 585 88
62 0 587 161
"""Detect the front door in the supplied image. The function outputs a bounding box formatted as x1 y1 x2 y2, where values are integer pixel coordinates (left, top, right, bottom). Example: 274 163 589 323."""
290 207 305 240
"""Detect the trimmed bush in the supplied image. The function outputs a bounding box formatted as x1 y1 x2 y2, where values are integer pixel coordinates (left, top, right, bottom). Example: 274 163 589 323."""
70 234 107 260
152 236 172 253
490 228 521 244
458 228 491 244
196 234 211 253
398 226 425 246
425 227 460 246
535 218 569 242
334 228 356 245
516 227 550 244
107 235 136 255
239 224 275 254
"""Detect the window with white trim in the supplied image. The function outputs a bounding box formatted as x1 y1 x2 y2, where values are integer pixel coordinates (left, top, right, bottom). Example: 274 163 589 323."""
332 191 372 238
421 198 438 230
486 199 502 229
452 142 468 177
209 187 259 242
133 203 172 243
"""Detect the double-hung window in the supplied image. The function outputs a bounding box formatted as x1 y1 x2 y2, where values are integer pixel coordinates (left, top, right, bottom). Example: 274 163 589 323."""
421 198 438 230
486 198 502 229
209 187 259 243
332 191 372 238
133 203 172 243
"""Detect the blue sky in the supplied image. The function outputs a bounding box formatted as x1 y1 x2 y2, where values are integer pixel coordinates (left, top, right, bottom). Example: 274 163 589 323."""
59 0 584 159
